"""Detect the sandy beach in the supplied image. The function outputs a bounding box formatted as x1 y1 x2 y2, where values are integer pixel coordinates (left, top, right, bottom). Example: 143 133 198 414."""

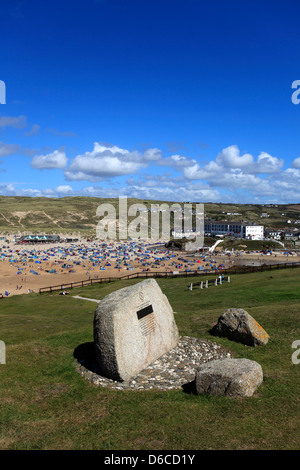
0 238 299 297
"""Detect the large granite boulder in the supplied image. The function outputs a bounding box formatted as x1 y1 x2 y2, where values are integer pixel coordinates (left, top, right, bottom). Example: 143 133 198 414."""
94 279 179 382
195 358 263 397
211 308 269 346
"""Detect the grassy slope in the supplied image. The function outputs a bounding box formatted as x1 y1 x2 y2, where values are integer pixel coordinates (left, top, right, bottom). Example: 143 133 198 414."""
0 196 300 235
1 267 300 450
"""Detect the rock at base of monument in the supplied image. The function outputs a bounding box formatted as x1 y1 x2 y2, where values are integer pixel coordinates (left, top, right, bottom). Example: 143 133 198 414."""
211 308 269 346
195 358 263 397
93 279 179 382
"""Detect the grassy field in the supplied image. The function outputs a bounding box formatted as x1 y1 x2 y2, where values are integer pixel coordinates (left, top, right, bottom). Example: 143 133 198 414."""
1 267 300 450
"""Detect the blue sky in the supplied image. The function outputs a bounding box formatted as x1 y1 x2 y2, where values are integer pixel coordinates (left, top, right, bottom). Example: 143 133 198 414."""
1 0 300 203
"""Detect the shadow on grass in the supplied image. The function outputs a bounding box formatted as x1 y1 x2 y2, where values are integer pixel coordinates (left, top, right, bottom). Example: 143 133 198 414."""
182 379 198 395
74 341 101 374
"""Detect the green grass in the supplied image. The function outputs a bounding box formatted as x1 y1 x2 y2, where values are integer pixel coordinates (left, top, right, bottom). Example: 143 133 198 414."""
218 238 283 250
1 268 300 449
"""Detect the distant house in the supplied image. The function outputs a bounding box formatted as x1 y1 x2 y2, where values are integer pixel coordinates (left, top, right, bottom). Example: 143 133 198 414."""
265 229 282 240
284 232 296 240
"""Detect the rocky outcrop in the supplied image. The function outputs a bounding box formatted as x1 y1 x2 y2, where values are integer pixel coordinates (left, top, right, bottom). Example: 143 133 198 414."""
211 308 269 346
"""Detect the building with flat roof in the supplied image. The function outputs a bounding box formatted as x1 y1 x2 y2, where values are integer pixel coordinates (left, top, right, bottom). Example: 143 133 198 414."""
204 220 264 240
171 221 264 240
18 234 60 243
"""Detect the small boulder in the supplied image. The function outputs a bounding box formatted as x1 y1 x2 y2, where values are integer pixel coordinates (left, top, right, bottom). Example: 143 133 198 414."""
195 358 263 397
211 308 269 346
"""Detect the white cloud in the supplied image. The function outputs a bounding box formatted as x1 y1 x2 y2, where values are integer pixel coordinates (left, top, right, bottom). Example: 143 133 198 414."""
216 145 254 169
0 183 16 194
256 151 284 174
24 124 40 137
121 174 222 202
0 142 20 157
0 184 43 197
2 139 298 204
181 145 284 187
0 115 27 129
64 142 159 181
143 148 162 161
42 188 56 196
20 188 42 196
127 174 185 189
158 153 195 169
121 184 221 202
55 185 73 194
31 150 68 169
292 157 300 169
180 145 283 182
183 160 219 180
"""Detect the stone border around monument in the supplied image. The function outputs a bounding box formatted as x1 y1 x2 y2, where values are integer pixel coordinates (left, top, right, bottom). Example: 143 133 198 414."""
74 336 232 391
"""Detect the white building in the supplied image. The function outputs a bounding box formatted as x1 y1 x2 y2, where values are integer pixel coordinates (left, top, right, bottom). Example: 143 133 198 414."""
171 221 264 240
244 225 264 240
203 220 264 240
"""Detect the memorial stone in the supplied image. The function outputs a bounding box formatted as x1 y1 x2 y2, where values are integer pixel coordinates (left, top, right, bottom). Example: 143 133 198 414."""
93 279 179 382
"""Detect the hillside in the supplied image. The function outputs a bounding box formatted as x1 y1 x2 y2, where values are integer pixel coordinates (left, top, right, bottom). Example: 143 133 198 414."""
0 196 299 236
1 268 300 449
